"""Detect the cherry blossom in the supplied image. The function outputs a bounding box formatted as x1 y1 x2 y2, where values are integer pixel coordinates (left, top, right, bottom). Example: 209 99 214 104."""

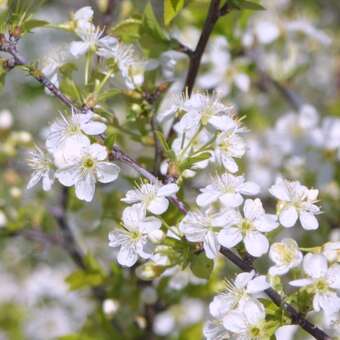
218 199 278 257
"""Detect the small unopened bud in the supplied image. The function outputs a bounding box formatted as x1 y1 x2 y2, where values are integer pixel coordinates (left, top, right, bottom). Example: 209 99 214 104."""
131 103 142 114
85 94 97 109
168 162 179 178
10 187 21 199
10 26 22 38
0 210 7 227
102 299 119 316
136 262 165 281
0 33 6 45
148 229 165 244
0 109 13 129
135 316 147 329
158 83 169 93
12 131 32 144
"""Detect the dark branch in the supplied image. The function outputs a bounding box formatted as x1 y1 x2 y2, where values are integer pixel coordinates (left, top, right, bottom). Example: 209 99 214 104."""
184 0 222 96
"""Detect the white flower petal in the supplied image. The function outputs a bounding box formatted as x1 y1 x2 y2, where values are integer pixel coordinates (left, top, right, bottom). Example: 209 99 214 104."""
88 143 108 161
223 311 247 333
56 165 80 187
75 173 96 202
70 41 90 57
96 162 120 183
157 183 179 196
303 253 328 279
219 192 243 207
196 191 220 207
27 172 42 190
81 121 107 135
289 278 313 287
246 275 270 293
299 211 318 230
243 299 265 325
279 206 298 228
148 196 169 215
244 231 269 257
117 246 138 267
204 231 220 259
217 227 242 248
239 181 260 195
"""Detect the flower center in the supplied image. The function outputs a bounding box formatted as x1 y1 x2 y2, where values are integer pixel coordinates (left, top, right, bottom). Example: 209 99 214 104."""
83 157 95 169
241 219 253 234
275 244 295 264
314 279 329 293
67 123 80 134
201 108 214 126
249 326 261 337
130 230 140 240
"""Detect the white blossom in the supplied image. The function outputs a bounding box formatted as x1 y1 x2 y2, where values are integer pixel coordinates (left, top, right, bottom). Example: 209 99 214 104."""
108 204 162 267
0 109 13 129
322 242 340 263
218 199 278 257
70 24 117 57
97 42 144 89
72 6 93 31
197 173 260 209
177 92 237 133
203 319 230 340
27 146 55 191
223 299 267 339
269 238 303 276
179 208 237 259
212 130 246 173
56 143 119 202
269 177 320 230
46 110 106 153
122 181 179 215
209 270 269 321
289 253 340 315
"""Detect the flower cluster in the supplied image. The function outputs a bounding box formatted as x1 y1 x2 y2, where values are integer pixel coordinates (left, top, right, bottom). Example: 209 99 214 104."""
27 110 120 202
109 181 179 267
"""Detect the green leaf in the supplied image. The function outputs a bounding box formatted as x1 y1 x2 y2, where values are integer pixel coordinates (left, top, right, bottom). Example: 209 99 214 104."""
190 252 213 279
65 270 104 290
232 0 265 10
60 77 82 104
181 152 211 170
139 3 170 57
98 88 120 101
155 130 176 159
22 19 48 32
110 18 142 43
164 0 185 25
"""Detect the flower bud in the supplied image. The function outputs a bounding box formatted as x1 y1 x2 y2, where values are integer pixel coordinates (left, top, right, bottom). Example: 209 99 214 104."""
0 210 7 227
102 299 119 316
10 26 22 38
0 109 13 129
136 262 165 281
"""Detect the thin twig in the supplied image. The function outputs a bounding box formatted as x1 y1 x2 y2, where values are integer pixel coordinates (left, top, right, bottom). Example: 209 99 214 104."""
184 0 221 96
0 40 76 110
